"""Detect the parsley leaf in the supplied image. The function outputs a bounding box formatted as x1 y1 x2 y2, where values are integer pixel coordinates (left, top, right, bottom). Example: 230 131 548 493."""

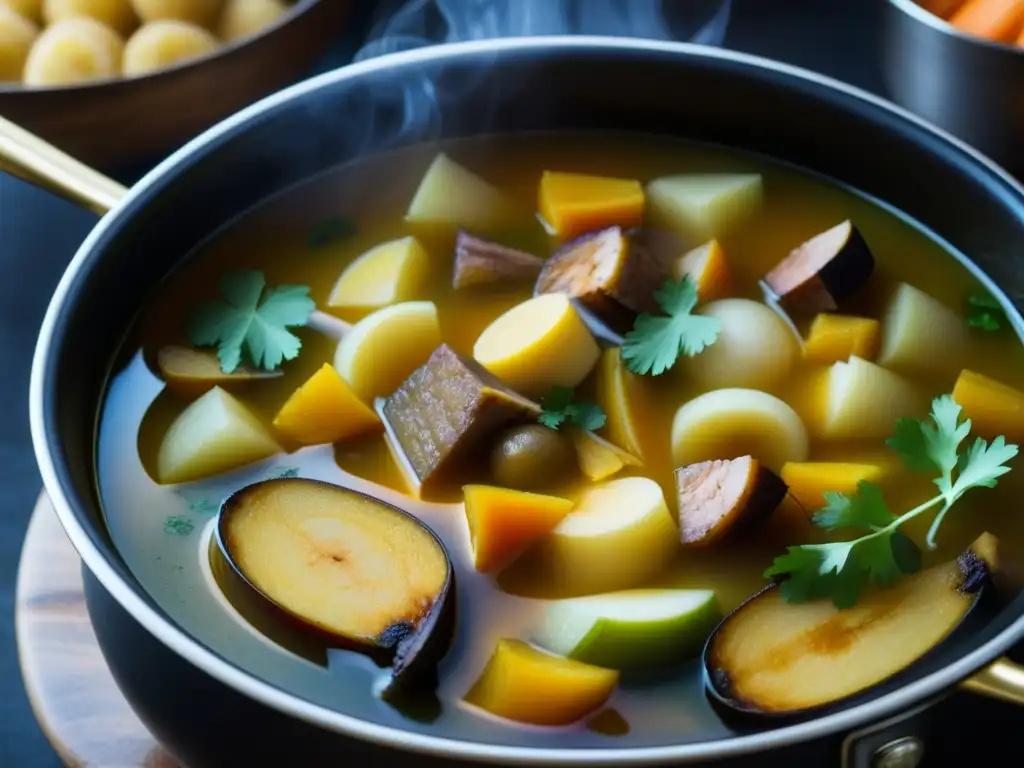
966 292 1007 332
621 276 720 376
766 395 1017 608
187 270 315 374
539 386 607 431
164 515 195 536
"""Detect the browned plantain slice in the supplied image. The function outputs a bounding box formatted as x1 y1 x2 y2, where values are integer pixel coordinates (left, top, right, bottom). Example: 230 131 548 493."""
452 231 545 290
676 455 788 545
762 220 875 314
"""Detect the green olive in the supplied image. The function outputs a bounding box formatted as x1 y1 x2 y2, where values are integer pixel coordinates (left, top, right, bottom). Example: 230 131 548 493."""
489 424 576 491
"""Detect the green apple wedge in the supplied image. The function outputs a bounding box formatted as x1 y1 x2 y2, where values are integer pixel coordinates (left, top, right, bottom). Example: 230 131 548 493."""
533 589 722 670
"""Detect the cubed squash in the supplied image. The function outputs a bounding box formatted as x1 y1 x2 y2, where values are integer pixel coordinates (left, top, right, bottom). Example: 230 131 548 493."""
472 293 600 398
272 363 381 446
672 239 732 302
538 171 644 240
326 236 431 316
877 283 968 376
405 152 513 230
780 461 887 513
952 369 1024 441
464 639 619 726
463 485 574 573
803 314 881 364
646 173 763 243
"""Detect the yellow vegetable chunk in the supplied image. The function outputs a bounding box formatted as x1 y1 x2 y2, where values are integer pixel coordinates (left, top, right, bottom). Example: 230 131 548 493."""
122 19 218 75
0 5 38 81
671 388 809 472
538 171 644 241
672 239 732 302
157 386 280 484
217 0 286 41
595 348 644 458
156 345 282 397
522 477 679 597
333 301 441 403
818 356 926 439
130 0 223 27
272 363 381 447
472 293 600 398
465 639 619 726
952 369 1024 441
326 236 431 316
877 282 968 376
646 173 763 242
44 0 135 34
23 16 123 85
569 429 641 482
780 461 887 512
463 485 574 573
803 313 881 364
405 152 512 231
2 0 42 23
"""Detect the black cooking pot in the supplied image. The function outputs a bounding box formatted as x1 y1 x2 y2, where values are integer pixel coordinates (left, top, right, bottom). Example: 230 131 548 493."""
13 37 1024 767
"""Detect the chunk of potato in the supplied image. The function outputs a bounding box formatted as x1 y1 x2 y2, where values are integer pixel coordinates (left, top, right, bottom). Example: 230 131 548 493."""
464 639 619 726
0 5 38 81
23 16 123 85
44 0 135 34
131 0 223 27
594 348 644 458
122 19 218 75
326 236 431 316
472 293 600 398
217 0 286 41
2 0 42 23
333 301 442 403
405 152 513 231
272 363 381 446
818 356 926 439
646 173 763 243
538 171 645 240
157 386 280 484
877 283 968 377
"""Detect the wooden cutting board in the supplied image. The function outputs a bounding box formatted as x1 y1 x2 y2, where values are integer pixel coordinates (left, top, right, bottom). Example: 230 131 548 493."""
16 493 177 768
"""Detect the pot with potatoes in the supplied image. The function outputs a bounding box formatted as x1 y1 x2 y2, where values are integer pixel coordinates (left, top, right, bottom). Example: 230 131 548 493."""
15 36 1024 767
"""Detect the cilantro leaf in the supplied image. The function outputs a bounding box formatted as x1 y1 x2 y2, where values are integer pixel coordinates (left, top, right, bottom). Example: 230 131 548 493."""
812 481 895 532
539 387 606 431
164 515 195 536
187 270 315 374
621 276 720 376
966 292 1006 332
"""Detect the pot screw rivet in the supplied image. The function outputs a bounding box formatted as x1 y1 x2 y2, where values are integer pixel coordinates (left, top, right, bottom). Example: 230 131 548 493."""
872 736 924 768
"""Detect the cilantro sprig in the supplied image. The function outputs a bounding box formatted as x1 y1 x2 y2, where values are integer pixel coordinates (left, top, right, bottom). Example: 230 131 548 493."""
966 292 1007 332
187 270 315 374
621 276 720 376
766 395 1018 609
539 387 606 431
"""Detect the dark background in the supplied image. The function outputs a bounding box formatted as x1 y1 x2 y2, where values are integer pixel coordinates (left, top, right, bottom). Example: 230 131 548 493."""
0 0 1008 764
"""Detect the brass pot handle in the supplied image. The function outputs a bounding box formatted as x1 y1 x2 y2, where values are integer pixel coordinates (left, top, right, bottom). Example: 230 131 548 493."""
4 102 1024 710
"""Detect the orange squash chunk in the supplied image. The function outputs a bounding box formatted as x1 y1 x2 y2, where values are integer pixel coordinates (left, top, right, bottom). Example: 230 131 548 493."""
673 239 732 302
538 171 644 240
952 369 1024 441
803 314 881 364
463 485 574 573
272 363 381 446
780 461 887 513
464 639 619 725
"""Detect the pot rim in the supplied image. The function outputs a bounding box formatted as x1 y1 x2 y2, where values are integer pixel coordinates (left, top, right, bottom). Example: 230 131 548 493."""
886 0 1024 57
28 35 1024 764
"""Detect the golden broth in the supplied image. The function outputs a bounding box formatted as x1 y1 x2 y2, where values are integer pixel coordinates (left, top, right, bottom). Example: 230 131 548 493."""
97 133 1024 747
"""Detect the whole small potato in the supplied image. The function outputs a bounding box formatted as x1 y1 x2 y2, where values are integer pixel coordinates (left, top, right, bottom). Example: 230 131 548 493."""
0 5 38 81
43 0 136 35
490 424 576 491
122 19 217 76
218 0 288 42
130 0 222 28
23 16 123 85
0 0 42 23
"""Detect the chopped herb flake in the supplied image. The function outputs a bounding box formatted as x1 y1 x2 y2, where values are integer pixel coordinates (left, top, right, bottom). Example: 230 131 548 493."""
307 216 357 249
164 515 195 536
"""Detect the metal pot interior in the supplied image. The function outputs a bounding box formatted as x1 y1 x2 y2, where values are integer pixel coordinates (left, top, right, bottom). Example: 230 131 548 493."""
33 38 1024 759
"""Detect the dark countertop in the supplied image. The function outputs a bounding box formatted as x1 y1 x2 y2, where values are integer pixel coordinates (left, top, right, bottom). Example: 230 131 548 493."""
0 1 1014 765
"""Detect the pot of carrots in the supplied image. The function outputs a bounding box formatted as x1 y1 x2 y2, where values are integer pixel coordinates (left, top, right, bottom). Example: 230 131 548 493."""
883 0 1024 173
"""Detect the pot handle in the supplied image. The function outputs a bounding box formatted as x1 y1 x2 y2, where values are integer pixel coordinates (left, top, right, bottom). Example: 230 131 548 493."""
960 657 1024 705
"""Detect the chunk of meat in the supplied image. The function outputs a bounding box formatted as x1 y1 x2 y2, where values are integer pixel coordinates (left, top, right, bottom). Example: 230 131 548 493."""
453 231 544 290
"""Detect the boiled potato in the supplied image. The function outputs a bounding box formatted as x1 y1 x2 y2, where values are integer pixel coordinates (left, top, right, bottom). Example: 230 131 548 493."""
595 348 644 459
23 16 123 85
122 18 217 75
43 0 136 34
1 0 42 22
683 299 798 391
157 386 280 484
818 356 927 439
218 0 286 42
333 301 442 403
877 282 969 377
473 293 600 398
405 152 514 231
489 424 577 492
646 173 763 242
0 5 38 81
326 236 431 317
671 388 809 472
130 0 222 27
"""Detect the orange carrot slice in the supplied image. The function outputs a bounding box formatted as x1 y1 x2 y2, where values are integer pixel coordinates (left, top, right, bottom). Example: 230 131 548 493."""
950 0 1024 42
